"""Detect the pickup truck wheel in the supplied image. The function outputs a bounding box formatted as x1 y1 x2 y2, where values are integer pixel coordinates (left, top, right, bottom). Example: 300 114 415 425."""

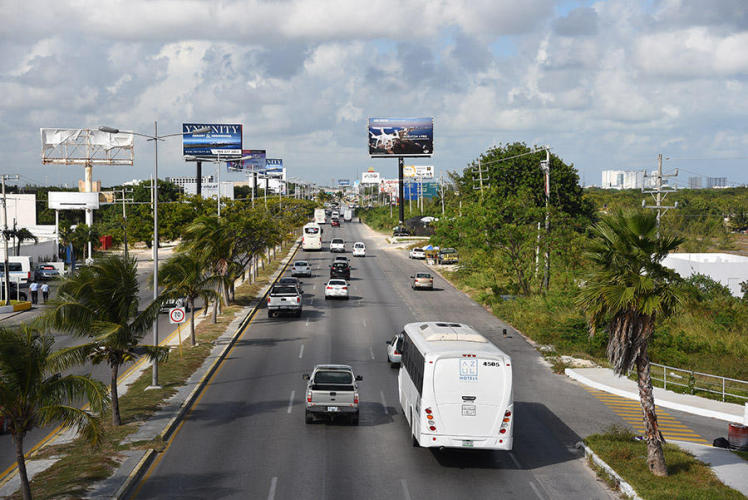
267 310 273 318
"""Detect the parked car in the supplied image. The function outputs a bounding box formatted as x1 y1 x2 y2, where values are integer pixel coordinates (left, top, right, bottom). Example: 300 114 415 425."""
303 364 362 424
291 260 312 277
329 262 351 280
324 279 349 300
352 242 366 257
385 332 404 367
330 238 345 253
34 264 60 281
437 247 459 265
277 276 303 294
409 247 425 259
267 284 303 318
393 226 410 237
160 296 190 313
410 272 434 290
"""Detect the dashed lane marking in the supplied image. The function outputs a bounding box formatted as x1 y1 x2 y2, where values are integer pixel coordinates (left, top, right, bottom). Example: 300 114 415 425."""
287 390 295 414
380 390 389 415
298 344 304 359
584 388 709 444
267 476 278 500
529 481 544 500
400 479 412 500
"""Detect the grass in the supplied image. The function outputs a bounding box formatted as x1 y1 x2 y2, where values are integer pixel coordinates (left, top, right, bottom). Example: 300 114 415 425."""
586 427 744 500
10 239 296 499
734 450 748 462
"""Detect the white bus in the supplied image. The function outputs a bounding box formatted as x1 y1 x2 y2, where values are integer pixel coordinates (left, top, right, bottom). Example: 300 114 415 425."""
398 322 513 450
302 222 323 251
314 208 326 225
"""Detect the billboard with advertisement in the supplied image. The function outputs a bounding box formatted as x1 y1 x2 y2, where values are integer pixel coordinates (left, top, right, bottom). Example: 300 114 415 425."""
182 123 242 160
404 165 434 178
368 117 433 157
361 171 381 184
183 182 235 200
404 181 439 200
337 179 350 186
228 149 265 171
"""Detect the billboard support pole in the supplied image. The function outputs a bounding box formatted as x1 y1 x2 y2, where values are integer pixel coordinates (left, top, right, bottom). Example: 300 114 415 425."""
398 157 404 224
196 161 202 196
84 163 94 262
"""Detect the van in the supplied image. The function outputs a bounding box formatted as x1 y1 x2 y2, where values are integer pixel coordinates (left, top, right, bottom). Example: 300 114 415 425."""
0 256 32 284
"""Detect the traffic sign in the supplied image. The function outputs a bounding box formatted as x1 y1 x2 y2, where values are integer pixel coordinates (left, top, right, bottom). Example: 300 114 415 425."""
169 307 186 324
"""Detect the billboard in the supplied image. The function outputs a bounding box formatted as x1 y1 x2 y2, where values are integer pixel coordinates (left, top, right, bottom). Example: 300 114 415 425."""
404 165 434 178
266 158 283 171
337 179 350 186
48 192 100 210
41 128 134 166
183 182 235 200
404 181 439 200
361 171 380 184
182 123 242 160
228 149 265 171
368 117 433 157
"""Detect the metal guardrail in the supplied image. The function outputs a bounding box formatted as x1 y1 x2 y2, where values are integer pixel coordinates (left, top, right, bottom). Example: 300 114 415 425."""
629 362 748 402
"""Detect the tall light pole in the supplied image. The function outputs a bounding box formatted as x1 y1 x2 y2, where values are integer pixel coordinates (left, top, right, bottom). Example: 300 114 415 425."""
99 124 209 388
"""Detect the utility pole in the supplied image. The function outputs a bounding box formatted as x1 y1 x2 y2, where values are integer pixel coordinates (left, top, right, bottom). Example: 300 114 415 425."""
115 187 133 260
643 153 679 238
1 175 20 305
540 149 550 291
473 159 489 197
440 175 445 215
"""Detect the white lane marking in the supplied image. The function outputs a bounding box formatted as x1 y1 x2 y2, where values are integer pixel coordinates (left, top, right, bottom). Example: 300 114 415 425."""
380 390 389 415
287 390 295 414
509 452 521 469
369 346 375 360
529 481 544 500
363 319 367 327
305 317 310 327
298 344 304 359
400 479 412 500
309 296 314 306
268 477 278 500
312 284 316 290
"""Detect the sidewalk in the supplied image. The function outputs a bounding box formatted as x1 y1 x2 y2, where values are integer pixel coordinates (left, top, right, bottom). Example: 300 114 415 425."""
566 367 747 424
566 367 748 497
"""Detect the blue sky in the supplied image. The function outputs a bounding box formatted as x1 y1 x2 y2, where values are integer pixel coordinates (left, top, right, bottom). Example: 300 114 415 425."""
1 0 746 189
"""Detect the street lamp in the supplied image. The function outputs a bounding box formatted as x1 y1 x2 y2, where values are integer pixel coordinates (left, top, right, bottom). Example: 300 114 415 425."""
99 123 209 388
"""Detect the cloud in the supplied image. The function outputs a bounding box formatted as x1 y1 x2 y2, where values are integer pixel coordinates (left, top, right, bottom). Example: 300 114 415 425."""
553 7 599 36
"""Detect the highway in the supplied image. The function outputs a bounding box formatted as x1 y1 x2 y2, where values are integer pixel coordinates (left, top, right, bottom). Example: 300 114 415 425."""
132 222 641 500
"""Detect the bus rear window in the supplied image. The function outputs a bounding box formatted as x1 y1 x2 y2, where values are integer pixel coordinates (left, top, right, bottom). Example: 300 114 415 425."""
304 227 320 234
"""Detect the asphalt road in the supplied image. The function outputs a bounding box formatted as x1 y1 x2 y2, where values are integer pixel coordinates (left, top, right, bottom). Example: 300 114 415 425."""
0 250 196 476
131 222 646 500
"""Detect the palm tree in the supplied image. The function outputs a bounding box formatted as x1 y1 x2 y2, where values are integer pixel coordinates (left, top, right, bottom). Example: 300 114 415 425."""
44 254 168 426
0 325 108 500
577 210 684 477
158 252 218 346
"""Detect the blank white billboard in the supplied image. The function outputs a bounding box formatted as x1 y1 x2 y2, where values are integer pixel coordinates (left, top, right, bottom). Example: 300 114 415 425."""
48 192 100 210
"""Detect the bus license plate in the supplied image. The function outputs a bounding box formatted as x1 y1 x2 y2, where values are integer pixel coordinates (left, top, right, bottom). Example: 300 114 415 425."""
462 440 473 447
327 406 339 412
462 404 476 416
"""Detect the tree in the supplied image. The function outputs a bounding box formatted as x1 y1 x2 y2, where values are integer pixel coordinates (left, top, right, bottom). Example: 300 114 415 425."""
0 325 108 500
7 227 38 255
44 254 169 426
158 252 218 345
577 210 684 476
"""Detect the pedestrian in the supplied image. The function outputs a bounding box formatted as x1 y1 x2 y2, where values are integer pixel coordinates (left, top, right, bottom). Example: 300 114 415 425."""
29 281 39 304
41 282 49 303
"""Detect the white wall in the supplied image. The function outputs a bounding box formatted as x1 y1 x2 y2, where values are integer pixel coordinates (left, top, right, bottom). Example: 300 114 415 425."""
662 253 748 297
5 194 37 227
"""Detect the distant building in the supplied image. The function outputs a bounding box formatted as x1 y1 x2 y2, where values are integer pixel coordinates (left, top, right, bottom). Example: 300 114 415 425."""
706 177 727 189
166 176 214 189
688 176 702 189
662 253 748 298
601 170 648 190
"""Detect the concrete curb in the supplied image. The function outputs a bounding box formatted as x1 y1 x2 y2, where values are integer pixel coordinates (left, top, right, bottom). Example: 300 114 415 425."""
576 441 642 500
565 368 742 423
113 240 300 499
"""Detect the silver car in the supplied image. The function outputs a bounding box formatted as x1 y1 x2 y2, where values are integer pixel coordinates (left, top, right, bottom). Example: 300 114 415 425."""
291 260 312 277
324 279 349 300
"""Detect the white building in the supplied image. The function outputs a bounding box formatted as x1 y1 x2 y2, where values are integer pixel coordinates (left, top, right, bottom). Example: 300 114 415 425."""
4 194 37 227
662 253 748 298
166 176 214 189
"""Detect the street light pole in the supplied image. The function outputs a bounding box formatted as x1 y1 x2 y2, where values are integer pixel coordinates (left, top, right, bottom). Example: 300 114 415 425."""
151 120 160 387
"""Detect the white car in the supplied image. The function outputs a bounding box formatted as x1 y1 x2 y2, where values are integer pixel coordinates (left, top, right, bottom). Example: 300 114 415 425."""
330 238 345 253
324 279 349 300
385 332 404 367
409 247 426 259
352 242 366 257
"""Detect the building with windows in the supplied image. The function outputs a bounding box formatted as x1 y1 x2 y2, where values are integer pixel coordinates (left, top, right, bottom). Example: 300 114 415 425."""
165 176 214 189
706 177 727 189
688 176 702 189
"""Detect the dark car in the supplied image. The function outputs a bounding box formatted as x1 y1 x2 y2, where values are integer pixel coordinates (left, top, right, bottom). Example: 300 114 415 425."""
329 262 351 280
392 226 410 236
331 219 340 227
277 276 303 294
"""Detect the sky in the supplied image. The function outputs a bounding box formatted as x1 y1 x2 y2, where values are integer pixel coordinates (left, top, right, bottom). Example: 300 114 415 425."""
1 0 747 189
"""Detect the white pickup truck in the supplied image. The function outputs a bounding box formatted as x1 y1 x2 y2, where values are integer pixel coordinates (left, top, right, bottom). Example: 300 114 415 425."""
267 284 302 318
303 364 362 425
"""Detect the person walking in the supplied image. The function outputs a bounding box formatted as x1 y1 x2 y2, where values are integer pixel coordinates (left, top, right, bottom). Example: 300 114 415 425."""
29 281 39 304
41 282 49 303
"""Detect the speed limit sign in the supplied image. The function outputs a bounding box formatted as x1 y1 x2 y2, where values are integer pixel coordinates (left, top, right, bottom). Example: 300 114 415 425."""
169 307 186 324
